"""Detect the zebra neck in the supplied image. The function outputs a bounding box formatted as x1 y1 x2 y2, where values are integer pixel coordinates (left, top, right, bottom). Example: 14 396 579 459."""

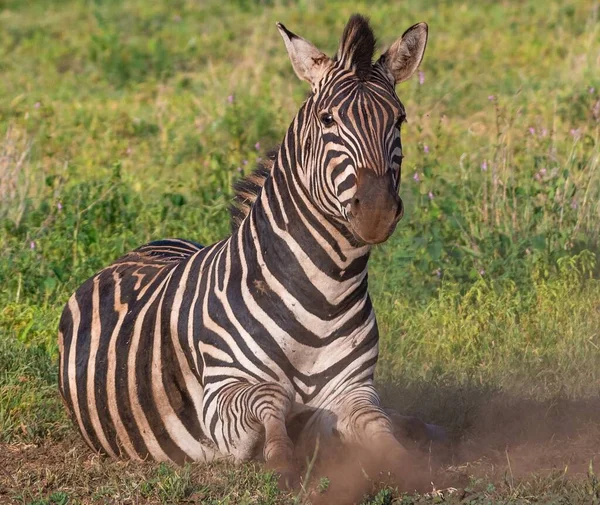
240 155 371 310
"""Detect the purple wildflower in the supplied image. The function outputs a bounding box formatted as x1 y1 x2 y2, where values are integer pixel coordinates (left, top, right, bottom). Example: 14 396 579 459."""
481 160 488 171
570 128 581 139
428 191 434 200
571 199 578 210
243 159 248 165
30 241 35 250
57 201 63 211
539 167 547 176
227 95 234 104
412 172 420 182
423 144 429 154
589 87 595 94
541 128 548 137
34 102 41 109
435 268 442 278
255 142 260 151
479 269 485 276
418 70 425 85
487 95 495 101
528 127 535 135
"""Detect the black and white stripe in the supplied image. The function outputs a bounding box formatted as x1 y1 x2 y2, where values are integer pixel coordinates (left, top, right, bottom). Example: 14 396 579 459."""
58 14 428 479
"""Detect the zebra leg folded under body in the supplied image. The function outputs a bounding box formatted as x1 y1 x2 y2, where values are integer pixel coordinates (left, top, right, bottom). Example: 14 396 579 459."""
334 384 409 457
205 381 298 487
329 384 430 491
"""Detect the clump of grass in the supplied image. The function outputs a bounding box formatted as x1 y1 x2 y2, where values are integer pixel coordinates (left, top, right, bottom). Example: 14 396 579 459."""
0 325 68 444
376 250 600 398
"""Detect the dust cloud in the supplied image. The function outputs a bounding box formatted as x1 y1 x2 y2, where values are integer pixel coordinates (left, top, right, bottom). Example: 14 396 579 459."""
298 389 600 504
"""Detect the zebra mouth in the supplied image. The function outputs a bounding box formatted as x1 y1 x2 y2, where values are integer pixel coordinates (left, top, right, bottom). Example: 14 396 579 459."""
348 198 404 245
348 219 399 245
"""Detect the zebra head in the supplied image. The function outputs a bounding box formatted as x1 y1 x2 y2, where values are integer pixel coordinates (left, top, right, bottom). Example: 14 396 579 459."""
277 15 428 245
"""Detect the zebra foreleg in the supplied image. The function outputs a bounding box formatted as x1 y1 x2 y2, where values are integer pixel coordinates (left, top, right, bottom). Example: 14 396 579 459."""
331 384 429 491
207 381 298 488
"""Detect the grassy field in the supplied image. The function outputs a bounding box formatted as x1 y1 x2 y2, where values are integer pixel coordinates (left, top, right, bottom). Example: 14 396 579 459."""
1 0 599 503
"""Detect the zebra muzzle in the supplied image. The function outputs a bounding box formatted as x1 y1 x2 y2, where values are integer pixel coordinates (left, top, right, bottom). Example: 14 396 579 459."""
348 168 403 245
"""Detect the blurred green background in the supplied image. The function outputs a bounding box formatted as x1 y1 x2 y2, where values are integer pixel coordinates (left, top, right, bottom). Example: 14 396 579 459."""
0 0 599 503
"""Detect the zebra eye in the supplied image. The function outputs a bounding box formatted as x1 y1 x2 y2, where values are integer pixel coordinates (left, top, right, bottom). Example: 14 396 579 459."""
395 114 407 129
320 112 335 127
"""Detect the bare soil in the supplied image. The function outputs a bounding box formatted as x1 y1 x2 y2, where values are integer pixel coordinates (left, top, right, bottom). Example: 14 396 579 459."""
2 392 599 504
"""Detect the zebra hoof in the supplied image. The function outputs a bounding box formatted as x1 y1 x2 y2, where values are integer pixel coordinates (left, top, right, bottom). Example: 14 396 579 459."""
266 459 300 490
388 412 448 444
274 469 300 491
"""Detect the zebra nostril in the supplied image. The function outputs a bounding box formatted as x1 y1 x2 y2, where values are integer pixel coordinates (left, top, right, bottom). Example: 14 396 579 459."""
396 198 404 220
351 197 360 216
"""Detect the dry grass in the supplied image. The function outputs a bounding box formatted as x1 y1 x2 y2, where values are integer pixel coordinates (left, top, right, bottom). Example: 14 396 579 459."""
0 125 33 228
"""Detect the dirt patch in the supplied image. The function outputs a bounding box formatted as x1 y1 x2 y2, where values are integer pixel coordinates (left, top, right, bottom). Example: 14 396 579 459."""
0 436 188 504
305 391 600 504
453 394 600 479
0 436 125 501
2 391 599 504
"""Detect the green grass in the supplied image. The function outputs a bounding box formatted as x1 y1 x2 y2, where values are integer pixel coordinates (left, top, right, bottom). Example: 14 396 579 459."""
1 0 599 503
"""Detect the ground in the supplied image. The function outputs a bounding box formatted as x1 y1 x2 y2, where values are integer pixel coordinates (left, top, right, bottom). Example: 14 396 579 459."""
0 0 599 503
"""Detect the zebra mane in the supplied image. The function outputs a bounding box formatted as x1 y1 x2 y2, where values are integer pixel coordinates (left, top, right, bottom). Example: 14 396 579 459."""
335 14 376 81
229 148 277 232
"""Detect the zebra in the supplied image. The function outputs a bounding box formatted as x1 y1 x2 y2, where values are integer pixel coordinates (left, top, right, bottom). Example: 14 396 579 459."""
58 14 429 487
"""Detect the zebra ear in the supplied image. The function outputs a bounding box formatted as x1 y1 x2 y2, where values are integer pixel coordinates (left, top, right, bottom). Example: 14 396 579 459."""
277 22 332 88
376 23 428 85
